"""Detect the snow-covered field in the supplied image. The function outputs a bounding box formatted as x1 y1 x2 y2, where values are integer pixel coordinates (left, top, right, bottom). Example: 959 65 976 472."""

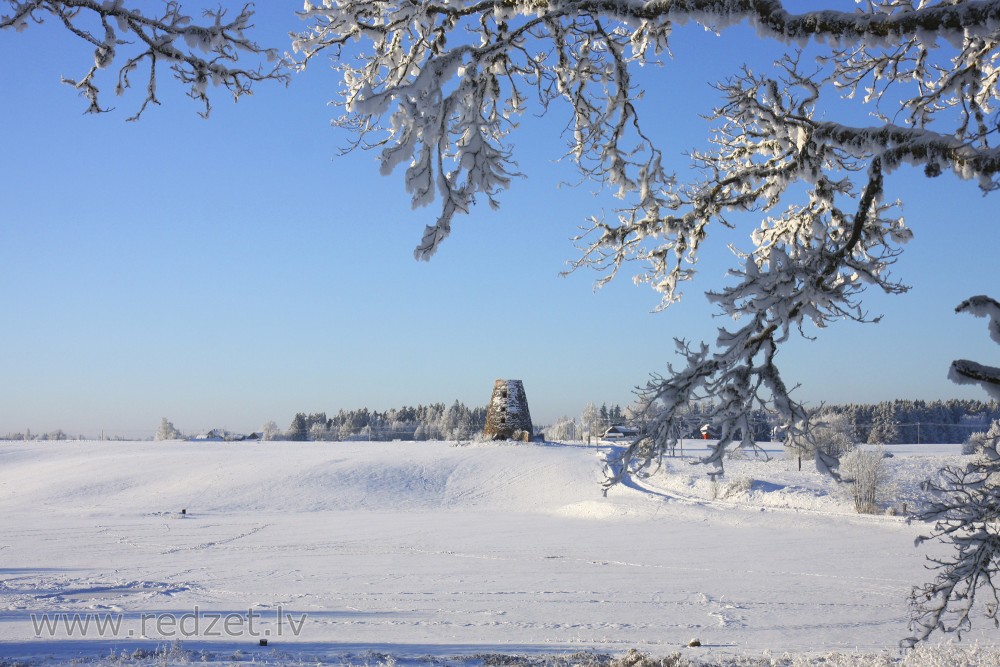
0 439 996 666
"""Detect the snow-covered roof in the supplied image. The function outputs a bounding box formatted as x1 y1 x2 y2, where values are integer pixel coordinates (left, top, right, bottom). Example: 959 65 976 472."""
603 425 639 437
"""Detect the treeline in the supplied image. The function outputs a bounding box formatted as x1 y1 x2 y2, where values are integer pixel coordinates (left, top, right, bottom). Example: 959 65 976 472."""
546 398 999 445
0 429 77 441
660 399 999 444
547 402 775 441
668 404 776 441
284 401 487 441
819 399 1000 444
0 430 136 441
693 399 999 444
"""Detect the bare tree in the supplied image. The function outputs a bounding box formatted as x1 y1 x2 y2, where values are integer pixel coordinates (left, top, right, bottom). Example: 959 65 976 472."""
293 1 1000 481
906 299 1000 646
1 1 288 119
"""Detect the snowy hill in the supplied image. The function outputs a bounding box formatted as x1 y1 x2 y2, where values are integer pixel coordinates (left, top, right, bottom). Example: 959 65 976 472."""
0 439 996 666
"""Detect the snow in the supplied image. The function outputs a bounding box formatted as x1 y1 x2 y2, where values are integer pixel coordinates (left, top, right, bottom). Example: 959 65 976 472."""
0 439 997 666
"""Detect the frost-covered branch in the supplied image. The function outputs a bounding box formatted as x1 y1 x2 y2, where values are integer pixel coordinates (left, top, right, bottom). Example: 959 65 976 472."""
906 428 1000 646
295 1 1000 481
906 297 1000 646
598 59 914 481
295 1 674 258
950 296 1000 399
1 0 288 119
295 0 1000 256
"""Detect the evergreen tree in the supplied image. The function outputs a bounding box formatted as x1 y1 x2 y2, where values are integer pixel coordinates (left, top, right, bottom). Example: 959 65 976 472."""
287 413 308 441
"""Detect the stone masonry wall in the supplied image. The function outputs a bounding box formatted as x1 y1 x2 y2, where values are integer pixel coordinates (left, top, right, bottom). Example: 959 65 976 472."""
483 379 533 441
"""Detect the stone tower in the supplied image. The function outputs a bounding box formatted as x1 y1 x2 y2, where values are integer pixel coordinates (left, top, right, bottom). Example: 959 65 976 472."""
483 379 533 441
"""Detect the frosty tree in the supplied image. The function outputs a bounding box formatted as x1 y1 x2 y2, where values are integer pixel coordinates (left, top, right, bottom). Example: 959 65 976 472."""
155 417 183 441
788 410 855 466
0 0 287 119
906 296 1000 646
293 1 1000 481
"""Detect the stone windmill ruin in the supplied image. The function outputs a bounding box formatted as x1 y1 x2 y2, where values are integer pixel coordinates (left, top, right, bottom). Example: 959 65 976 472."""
483 379 533 441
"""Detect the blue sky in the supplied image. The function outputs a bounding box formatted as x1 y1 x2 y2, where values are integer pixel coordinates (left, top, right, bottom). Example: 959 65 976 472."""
1 3 998 437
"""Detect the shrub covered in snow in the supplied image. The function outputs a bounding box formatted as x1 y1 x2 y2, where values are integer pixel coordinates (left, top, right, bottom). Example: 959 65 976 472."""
812 412 857 457
962 419 1000 456
840 447 891 515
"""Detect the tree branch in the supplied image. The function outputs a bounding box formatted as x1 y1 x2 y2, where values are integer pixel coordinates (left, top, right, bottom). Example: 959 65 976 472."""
2 1 289 119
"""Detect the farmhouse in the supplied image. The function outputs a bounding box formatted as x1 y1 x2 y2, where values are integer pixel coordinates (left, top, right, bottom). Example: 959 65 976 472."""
189 429 260 442
603 425 639 440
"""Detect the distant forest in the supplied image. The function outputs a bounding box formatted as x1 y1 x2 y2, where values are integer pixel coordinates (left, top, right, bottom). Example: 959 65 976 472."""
816 399 1000 445
674 399 1000 444
285 398 1000 445
284 401 488 442
5 398 994 444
